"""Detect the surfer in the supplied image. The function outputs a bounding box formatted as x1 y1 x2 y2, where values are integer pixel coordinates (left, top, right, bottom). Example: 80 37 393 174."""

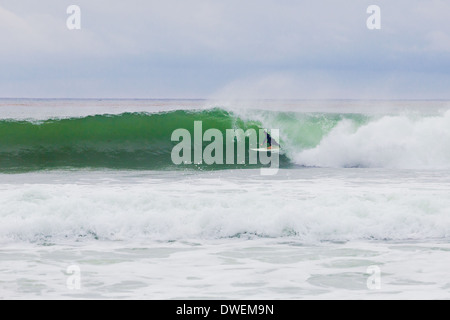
261 130 280 150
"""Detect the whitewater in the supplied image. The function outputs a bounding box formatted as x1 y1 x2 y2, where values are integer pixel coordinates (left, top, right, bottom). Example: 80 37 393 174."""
1 99 450 299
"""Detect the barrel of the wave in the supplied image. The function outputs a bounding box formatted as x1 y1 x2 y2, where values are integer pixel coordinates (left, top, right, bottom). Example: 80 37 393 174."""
0 108 269 172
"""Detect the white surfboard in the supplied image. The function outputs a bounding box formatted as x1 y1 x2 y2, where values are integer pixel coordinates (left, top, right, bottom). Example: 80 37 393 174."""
251 147 280 153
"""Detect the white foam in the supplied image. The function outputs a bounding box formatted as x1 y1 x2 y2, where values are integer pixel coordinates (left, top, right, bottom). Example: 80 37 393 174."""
1 169 449 243
291 111 450 169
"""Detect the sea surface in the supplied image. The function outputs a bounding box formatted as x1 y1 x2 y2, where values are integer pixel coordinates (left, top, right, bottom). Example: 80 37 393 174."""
1 99 449 299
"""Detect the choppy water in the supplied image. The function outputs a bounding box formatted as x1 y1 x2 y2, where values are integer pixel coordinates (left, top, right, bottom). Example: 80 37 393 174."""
1 99 449 299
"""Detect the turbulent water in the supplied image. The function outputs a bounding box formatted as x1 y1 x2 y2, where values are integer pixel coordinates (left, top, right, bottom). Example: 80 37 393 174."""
1 99 450 299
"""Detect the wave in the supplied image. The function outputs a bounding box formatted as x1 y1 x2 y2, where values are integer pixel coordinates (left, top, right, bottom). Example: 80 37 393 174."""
236 108 450 169
1 177 449 243
1 107 450 171
0 108 280 171
289 111 450 169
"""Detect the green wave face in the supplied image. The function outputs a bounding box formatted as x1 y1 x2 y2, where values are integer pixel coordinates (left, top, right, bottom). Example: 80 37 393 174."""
0 108 370 172
0 109 270 171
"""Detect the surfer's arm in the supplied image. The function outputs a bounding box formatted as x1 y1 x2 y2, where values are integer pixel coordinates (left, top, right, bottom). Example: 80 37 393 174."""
261 137 267 146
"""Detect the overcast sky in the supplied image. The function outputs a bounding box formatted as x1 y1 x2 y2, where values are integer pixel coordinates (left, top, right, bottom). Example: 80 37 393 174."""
1 0 450 99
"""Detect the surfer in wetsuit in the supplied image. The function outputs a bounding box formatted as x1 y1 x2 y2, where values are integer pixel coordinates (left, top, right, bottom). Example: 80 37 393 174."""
261 130 280 150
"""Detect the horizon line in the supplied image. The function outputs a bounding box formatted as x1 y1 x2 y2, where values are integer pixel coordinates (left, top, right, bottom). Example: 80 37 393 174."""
1 97 449 102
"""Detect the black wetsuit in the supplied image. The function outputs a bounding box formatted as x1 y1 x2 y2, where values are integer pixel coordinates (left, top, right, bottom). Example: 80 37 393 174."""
263 132 279 147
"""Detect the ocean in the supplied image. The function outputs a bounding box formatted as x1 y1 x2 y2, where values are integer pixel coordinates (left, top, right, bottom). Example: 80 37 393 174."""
1 99 449 299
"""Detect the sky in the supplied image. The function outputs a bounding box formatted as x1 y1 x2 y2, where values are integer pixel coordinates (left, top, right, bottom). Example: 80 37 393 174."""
0 0 450 99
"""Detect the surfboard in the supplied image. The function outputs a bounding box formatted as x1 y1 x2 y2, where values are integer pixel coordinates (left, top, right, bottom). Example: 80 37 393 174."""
251 147 280 153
